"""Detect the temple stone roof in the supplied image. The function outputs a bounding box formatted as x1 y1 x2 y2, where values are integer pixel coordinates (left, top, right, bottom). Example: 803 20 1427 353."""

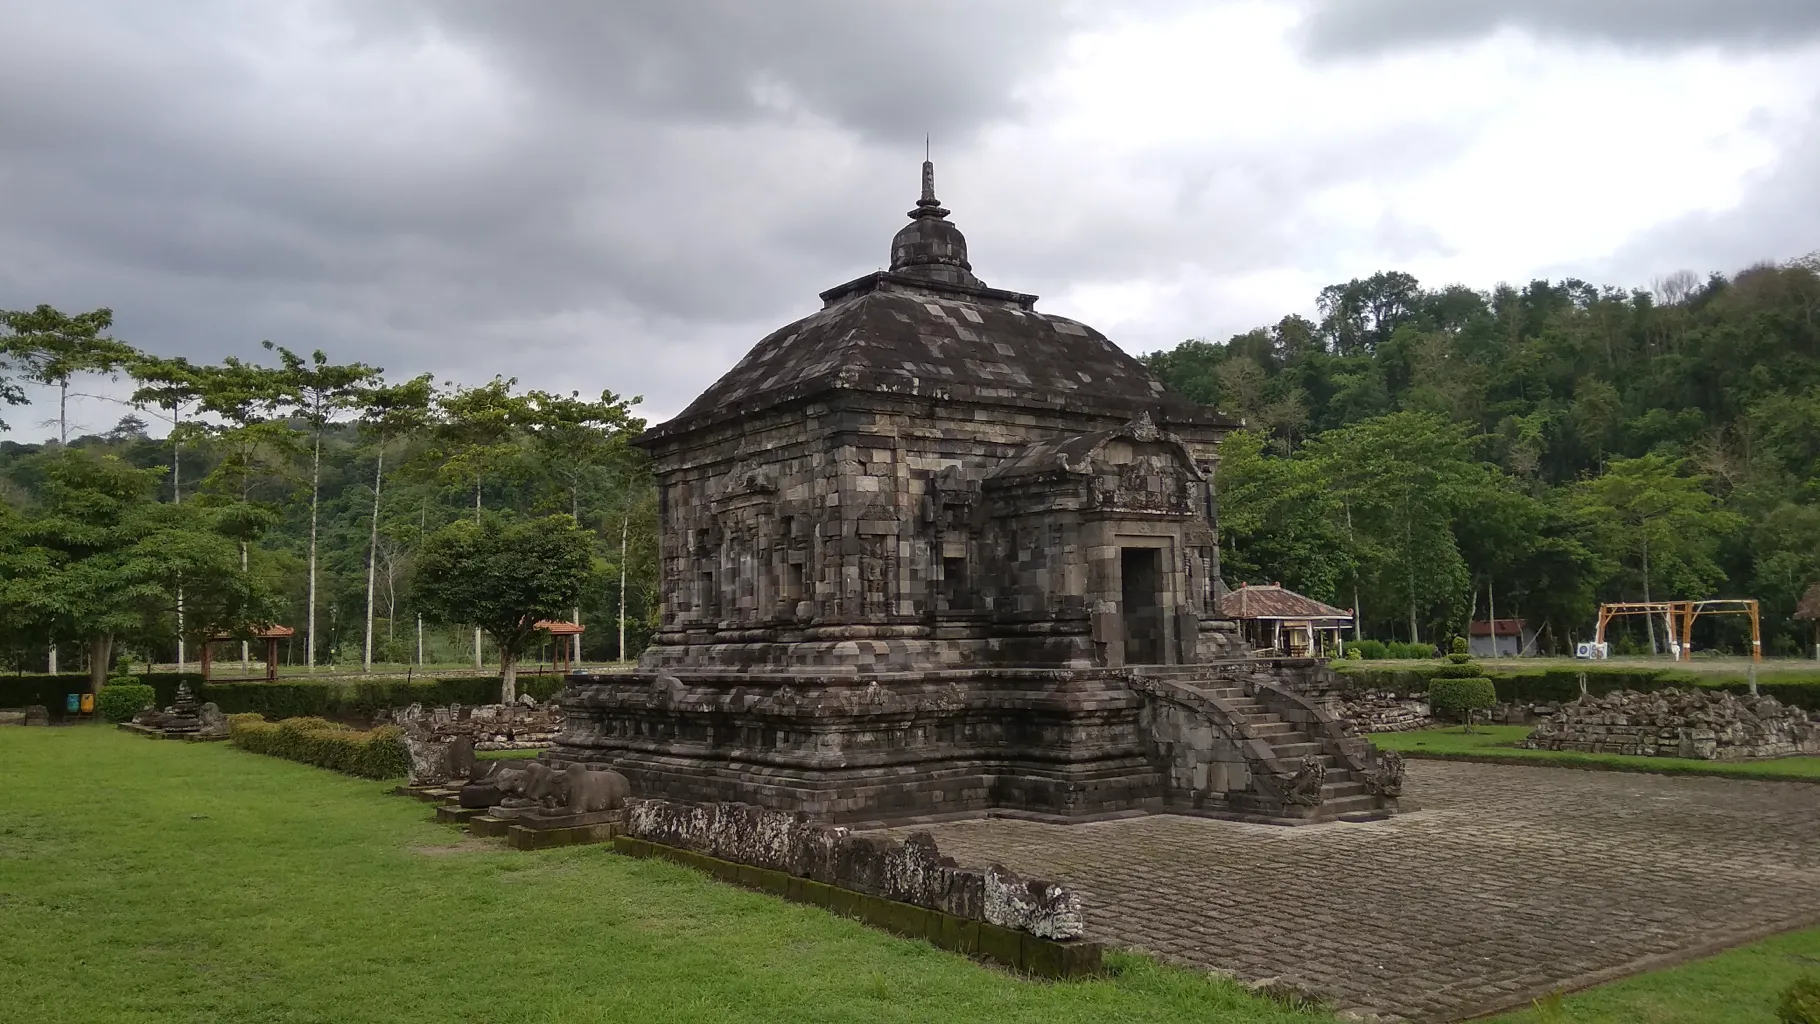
644 161 1238 443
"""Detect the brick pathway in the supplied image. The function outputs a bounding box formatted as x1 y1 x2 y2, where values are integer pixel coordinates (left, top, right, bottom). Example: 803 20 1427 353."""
878 761 1820 1022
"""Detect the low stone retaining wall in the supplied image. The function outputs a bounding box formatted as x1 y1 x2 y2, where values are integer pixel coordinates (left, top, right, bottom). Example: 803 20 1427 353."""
379 699 560 750
621 798 1101 975
1522 688 1820 760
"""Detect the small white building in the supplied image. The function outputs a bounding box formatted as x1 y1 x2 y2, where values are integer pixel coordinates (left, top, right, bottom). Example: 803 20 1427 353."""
1469 618 1534 658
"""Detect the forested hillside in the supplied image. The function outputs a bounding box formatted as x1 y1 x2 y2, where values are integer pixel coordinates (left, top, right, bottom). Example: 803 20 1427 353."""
1143 257 1820 656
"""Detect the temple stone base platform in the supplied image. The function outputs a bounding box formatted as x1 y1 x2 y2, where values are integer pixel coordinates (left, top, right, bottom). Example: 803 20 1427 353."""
552 658 1405 827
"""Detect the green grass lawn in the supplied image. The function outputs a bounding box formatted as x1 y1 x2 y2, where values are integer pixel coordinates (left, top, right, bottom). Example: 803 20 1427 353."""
1487 927 1820 1024
0 727 1333 1024
1373 725 1820 781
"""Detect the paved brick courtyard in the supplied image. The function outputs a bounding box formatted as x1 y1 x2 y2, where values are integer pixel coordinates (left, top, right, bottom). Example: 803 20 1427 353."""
880 761 1820 1022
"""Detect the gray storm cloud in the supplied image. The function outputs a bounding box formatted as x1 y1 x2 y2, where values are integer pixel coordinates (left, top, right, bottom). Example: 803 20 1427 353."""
1300 0 1820 57
1 0 1815 437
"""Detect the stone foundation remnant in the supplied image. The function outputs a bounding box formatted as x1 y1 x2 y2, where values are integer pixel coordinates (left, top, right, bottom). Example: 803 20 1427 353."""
625 797 1085 940
1 705 50 727
1522 688 1820 760
122 683 229 740
546 160 1403 827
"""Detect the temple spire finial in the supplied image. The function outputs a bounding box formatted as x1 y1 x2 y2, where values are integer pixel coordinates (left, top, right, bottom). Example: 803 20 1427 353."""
919 143 938 209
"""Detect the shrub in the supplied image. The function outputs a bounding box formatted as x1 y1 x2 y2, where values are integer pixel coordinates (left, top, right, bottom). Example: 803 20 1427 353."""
1779 977 1820 1024
228 713 409 779
95 683 157 723
1351 639 1389 660
1385 641 1439 660
1432 662 1485 679
1451 636 1469 656
1429 676 1497 725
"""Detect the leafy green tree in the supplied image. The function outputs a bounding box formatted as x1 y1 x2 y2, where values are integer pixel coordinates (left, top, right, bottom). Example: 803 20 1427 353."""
0 449 272 691
421 377 531 666
413 512 593 701
264 343 382 670
1572 454 1744 652
522 387 643 661
1 305 136 444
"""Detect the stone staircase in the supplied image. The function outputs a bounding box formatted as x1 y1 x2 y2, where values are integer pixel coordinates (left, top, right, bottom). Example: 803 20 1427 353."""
1131 663 1406 825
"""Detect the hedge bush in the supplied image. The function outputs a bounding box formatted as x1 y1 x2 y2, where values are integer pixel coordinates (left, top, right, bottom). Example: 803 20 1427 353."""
227 713 409 779
1429 676 1498 723
1330 661 1820 712
95 684 156 723
0 672 566 723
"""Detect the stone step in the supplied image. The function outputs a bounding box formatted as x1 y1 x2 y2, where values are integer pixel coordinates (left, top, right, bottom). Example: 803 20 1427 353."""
1250 721 1297 737
1322 781 1367 799
1317 793 1385 817
1270 741 1323 759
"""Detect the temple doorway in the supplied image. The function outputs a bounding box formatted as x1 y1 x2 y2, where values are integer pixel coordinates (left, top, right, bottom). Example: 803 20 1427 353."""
1121 547 1164 664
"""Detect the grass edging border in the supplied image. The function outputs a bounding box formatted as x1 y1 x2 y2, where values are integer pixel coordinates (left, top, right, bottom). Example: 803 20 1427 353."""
1456 909 1820 1022
610 834 1104 980
1396 748 1820 784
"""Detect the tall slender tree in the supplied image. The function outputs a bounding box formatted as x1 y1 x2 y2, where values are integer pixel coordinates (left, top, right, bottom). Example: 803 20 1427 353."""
1 305 135 444
523 388 642 663
354 374 434 672
423 378 529 668
264 343 381 670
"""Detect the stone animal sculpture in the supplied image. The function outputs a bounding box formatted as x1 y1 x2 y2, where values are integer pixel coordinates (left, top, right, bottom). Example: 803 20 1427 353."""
1283 755 1327 806
459 760 527 808
1367 749 1405 798
519 761 631 813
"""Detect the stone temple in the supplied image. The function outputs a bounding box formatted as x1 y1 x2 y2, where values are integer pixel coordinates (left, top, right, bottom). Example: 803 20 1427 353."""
554 161 1405 826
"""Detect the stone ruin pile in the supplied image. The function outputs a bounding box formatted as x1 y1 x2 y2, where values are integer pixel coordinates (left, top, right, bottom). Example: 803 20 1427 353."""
1522 687 1820 760
625 798 1086 940
380 697 560 751
127 682 228 740
1331 690 1432 733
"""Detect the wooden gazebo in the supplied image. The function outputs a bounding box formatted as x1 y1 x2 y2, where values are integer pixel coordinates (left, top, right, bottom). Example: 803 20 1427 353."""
1214 583 1354 658
534 620 586 674
200 625 295 682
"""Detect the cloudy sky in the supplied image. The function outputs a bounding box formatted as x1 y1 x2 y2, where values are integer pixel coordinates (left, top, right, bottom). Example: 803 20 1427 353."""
4 0 1818 439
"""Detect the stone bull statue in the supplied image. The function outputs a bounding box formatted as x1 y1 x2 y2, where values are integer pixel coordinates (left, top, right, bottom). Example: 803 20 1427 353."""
462 759 629 815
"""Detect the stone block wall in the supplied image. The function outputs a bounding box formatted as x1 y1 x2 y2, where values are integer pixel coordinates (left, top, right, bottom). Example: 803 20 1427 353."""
1522 688 1820 760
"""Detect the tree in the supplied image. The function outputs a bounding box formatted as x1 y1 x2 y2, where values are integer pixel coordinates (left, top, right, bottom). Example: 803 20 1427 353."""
1 305 135 444
522 388 643 662
265 343 382 670
422 377 530 667
354 374 435 672
413 512 593 702
1572 454 1744 652
128 355 214 666
1304 413 1475 643
0 449 271 691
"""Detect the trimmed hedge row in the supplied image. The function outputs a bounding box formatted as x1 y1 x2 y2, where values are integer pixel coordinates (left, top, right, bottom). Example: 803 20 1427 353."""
0 672 566 722
1331 661 1820 710
227 714 410 779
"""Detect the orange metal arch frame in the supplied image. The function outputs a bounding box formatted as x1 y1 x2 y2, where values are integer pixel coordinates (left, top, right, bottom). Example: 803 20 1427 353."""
1592 599 1762 663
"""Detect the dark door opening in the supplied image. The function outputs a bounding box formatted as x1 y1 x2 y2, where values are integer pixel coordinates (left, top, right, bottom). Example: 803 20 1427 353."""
1121 547 1163 665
